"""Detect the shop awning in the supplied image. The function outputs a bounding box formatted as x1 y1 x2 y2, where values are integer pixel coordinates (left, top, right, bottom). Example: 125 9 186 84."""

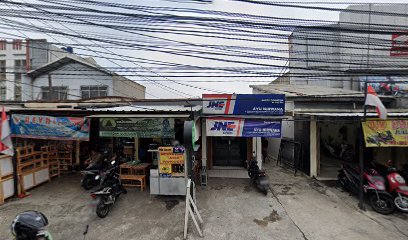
295 112 408 117
87 114 190 118
201 115 286 119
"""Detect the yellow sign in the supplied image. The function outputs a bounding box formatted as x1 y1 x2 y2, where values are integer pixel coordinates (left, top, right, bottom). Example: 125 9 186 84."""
158 146 185 173
158 146 173 152
362 119 408 147
160 164 172 174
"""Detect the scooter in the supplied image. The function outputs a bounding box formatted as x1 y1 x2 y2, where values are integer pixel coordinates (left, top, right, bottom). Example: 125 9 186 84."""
91 160 127 218
322 140 354 162
80 150 110 190
379 161 408 213
337 163 395 215
247 155 269 195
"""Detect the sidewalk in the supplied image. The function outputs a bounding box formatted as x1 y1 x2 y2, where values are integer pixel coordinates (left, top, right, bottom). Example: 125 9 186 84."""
0 165 406 240
264 163 408 240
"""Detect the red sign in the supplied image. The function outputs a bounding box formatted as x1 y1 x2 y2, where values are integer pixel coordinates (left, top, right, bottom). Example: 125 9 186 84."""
390 32 408 56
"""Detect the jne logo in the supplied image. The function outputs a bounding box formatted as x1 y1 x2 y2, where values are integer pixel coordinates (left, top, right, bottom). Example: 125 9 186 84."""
206 101 225 110
211 121 236 131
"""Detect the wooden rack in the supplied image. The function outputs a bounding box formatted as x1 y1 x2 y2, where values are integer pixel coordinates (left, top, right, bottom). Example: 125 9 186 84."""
15 145 50 195
55 142 73 172
0 155 14 205
48 145 60 178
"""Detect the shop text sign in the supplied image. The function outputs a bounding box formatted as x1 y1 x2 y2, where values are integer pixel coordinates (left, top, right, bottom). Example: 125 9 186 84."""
390 32 408 56
362 119 408 147
202 94 285 116
99 118 175 138
206 118 281 138
11 114 89 140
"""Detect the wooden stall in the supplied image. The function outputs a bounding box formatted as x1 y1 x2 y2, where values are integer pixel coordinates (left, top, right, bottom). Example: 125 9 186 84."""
0 155 14 205
15 145 50 195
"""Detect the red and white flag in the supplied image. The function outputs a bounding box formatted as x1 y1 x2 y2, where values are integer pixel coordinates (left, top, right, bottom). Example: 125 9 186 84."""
365 85 387 120
0 107 14 156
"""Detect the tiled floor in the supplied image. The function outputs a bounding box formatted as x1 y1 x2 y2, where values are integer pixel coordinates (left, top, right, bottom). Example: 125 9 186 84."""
207 167 249 178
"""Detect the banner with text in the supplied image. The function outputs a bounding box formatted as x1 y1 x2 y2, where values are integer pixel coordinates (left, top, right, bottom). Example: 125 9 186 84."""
11 114 89 140
206 118 281 138
99 118 175 138
362 119 408 147
202 94 285 116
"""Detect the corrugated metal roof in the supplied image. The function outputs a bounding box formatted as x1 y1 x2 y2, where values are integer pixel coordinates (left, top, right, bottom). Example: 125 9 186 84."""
297 112 408 117
88 114 190 118
88 105 202 112
250 84 391 98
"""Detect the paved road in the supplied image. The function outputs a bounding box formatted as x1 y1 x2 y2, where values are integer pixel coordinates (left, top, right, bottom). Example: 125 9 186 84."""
0 164 407 240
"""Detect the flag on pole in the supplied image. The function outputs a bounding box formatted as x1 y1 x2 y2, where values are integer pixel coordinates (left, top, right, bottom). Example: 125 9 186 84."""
365 85 387 120
0 107 14 156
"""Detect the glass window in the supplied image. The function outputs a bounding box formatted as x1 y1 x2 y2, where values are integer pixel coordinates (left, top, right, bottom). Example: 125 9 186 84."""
14 85 21 101
0 81 6 100
41 86 68 100
81 85 108 99
0 60 5 81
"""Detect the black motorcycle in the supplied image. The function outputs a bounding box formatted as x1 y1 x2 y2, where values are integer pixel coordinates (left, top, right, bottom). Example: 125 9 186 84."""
247 157 269 195
91 160 127 218
81 150 110 190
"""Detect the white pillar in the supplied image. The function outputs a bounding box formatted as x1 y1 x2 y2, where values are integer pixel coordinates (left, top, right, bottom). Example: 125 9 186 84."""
201 119 207 167
255 137 262 169
310 119 318 177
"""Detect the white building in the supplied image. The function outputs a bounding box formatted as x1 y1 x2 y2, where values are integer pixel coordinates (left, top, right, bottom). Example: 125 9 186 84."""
288 4 408 95
0 39 69 101
28 55 145 101
0 39 145 101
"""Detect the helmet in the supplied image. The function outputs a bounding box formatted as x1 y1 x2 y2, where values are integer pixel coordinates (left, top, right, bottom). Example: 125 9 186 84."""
11 211 48 240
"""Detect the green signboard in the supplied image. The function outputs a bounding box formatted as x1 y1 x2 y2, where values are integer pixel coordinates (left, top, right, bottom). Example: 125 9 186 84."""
99 118 175 138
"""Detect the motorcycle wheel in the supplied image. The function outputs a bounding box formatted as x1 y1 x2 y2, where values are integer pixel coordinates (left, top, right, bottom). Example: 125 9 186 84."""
394 195 408 213
81 176 94 190
336 173 347 191
261 186 268 196
369 194 395 215
96 197 111 218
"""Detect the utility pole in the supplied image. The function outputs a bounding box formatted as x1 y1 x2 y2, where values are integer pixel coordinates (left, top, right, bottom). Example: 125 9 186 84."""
48 74 53 100
359 3 372 211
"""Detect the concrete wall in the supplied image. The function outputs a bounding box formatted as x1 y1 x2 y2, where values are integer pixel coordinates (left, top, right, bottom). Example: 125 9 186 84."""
290 4 408 91
32 62 114 100
112 74 145 99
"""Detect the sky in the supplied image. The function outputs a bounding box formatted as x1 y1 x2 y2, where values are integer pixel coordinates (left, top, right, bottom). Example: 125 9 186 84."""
2 0 408 99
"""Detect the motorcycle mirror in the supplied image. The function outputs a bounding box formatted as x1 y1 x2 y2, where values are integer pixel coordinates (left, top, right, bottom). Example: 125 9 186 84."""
95 175 100 180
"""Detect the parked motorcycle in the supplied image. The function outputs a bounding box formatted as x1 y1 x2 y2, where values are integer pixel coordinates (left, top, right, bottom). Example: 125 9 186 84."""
91 160 127 218
337 164 395 215
401 164 408 183
81 150 110 190
373 161 408 213
247 156 269 195
322 140 354 162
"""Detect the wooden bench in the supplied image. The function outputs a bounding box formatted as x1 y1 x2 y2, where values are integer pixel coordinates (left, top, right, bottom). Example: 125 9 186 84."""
120 175 146 191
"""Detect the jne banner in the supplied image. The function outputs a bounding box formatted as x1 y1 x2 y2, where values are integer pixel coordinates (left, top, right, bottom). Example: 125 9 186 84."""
206 118 281 138
362 119 408 147
11 114 90 140
202 94 285 116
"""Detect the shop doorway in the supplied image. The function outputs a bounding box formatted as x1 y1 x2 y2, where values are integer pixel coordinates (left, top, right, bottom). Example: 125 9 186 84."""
212 137 247 167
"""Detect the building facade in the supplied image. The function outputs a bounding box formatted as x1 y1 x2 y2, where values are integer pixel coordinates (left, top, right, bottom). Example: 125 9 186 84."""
0 39 145 101
288 4 408 96
0 39 70 101
28 56 145 101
